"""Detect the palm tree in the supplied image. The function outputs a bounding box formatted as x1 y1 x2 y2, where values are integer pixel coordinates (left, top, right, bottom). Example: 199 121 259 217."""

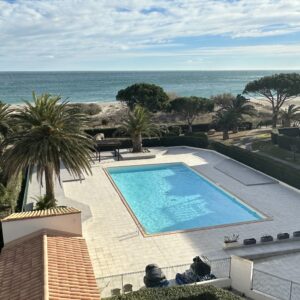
212 94 256 138
0 101 12 153
214 94 256 133
213 109 241 140
280 104 300 127
35 195 57 210
230 95 256 133
2 92 94 206
118 106 158 152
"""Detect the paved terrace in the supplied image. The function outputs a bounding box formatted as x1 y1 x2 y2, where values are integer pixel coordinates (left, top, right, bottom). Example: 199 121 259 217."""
27 147 300 280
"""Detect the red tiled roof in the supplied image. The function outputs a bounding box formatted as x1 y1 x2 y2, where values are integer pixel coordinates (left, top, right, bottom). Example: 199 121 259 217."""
47 235 100 300
2 207 80 222
0 231 100 300
0 233 45 300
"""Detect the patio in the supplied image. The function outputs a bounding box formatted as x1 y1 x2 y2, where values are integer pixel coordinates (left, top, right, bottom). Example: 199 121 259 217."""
27 146 300 284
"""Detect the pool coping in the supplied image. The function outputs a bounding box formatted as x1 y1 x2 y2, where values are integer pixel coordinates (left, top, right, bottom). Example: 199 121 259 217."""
103 161 272 238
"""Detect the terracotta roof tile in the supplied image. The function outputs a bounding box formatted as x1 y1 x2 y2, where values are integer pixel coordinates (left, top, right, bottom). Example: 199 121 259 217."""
0 231 101 300
2 207 80 222
47 235 100 300
0 234 45 300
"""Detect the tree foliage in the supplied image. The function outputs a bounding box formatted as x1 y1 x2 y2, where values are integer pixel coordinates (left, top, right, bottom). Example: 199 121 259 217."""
116 83 169 112
0 101 12 150
211 93 235 109
280 104 300 127
169 96 214 132
243 73 300 128
35 195 57 210
118 106 159 152
212 94 256 139
2 92 94 203
213 109 241 140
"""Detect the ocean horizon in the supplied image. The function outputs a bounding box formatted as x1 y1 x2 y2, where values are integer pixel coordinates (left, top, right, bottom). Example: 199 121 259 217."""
0 70 299 105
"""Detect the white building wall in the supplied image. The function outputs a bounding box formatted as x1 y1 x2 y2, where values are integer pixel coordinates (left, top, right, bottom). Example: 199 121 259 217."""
2 213 82 244
231 255 277 300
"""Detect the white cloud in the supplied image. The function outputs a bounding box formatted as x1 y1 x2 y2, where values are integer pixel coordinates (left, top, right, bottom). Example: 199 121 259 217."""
0 0 300 69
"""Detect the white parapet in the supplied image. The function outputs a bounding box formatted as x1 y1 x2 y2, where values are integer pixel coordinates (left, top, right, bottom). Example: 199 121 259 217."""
231 255 277 300
1 208 82 245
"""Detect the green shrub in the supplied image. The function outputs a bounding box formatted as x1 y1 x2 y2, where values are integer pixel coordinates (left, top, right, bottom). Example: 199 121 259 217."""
185 131 207 138
166 125 182 136
101 118 109 126
160 136 208 148
97 135 208 150
106 285 240 300
278 127 300 137
210 141 300 189
86 124 212 139
70 103 102 115
271 131 278 144
277 134 300 152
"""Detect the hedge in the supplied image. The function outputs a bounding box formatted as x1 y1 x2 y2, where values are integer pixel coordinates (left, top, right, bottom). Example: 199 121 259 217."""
106 285 241 300
97 135 209 151
278 127 300 137
210 141 300 189
86 124 212 138
271 131 278 144
277 134 300 153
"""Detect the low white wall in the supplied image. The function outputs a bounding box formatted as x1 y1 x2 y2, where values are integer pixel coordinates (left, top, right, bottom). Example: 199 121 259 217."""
231 255 276 300
2 212 82 244
195 278 231 289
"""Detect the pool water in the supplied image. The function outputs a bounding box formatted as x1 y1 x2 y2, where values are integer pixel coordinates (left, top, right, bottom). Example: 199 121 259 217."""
107 163 262 234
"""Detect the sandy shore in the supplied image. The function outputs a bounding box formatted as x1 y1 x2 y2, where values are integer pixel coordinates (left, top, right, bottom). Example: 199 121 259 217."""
9 97 300 128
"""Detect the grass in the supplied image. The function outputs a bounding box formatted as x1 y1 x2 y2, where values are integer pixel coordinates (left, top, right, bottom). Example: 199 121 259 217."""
252 140 300 165
209 129 272 149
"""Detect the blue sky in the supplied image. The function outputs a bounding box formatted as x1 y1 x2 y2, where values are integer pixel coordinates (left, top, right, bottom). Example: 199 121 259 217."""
0 0 300 71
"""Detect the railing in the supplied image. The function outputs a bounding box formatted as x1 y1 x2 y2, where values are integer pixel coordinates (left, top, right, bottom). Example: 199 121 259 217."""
96 257 231 298
252 269 300 300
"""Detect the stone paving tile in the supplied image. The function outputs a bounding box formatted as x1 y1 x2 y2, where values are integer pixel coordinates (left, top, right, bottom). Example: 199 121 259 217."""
32 146 300 279
254 252 300 283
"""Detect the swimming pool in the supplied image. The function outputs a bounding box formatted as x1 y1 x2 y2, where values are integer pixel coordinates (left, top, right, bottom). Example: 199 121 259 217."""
107 163 263 234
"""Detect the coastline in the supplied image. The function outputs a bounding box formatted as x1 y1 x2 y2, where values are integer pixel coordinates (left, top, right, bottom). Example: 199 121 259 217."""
8 97 300 129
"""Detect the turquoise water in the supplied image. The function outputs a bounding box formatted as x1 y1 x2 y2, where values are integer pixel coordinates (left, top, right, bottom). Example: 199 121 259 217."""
0 70 295 104
108 163 262 234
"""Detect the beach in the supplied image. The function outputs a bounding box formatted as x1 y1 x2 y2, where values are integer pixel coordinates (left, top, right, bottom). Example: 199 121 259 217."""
35 97 298 128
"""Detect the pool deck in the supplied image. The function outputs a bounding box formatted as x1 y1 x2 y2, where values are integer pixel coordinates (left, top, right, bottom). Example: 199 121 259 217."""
27 146 300 279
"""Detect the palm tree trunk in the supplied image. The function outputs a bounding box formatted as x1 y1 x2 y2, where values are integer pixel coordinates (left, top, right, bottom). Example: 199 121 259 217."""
223 130 229 140
132 133 142 153
45 165 55 201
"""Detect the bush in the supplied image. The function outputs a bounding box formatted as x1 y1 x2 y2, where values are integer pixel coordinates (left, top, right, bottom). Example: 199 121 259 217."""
86 124 212 139
185 131 207 138
69 103 101 115
161 136 208 148
271 131 278 144
277 134 300 152
278 127 300 137
101 118 109 126
166 125 182 136
210 141 300 189
106 285 241 300
181 123 212 132
94 135 208 151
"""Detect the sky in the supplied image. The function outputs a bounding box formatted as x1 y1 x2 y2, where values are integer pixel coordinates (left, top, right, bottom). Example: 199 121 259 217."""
0 0 300 71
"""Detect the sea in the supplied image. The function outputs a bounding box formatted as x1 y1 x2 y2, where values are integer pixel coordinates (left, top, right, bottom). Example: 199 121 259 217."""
0 70 298 104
